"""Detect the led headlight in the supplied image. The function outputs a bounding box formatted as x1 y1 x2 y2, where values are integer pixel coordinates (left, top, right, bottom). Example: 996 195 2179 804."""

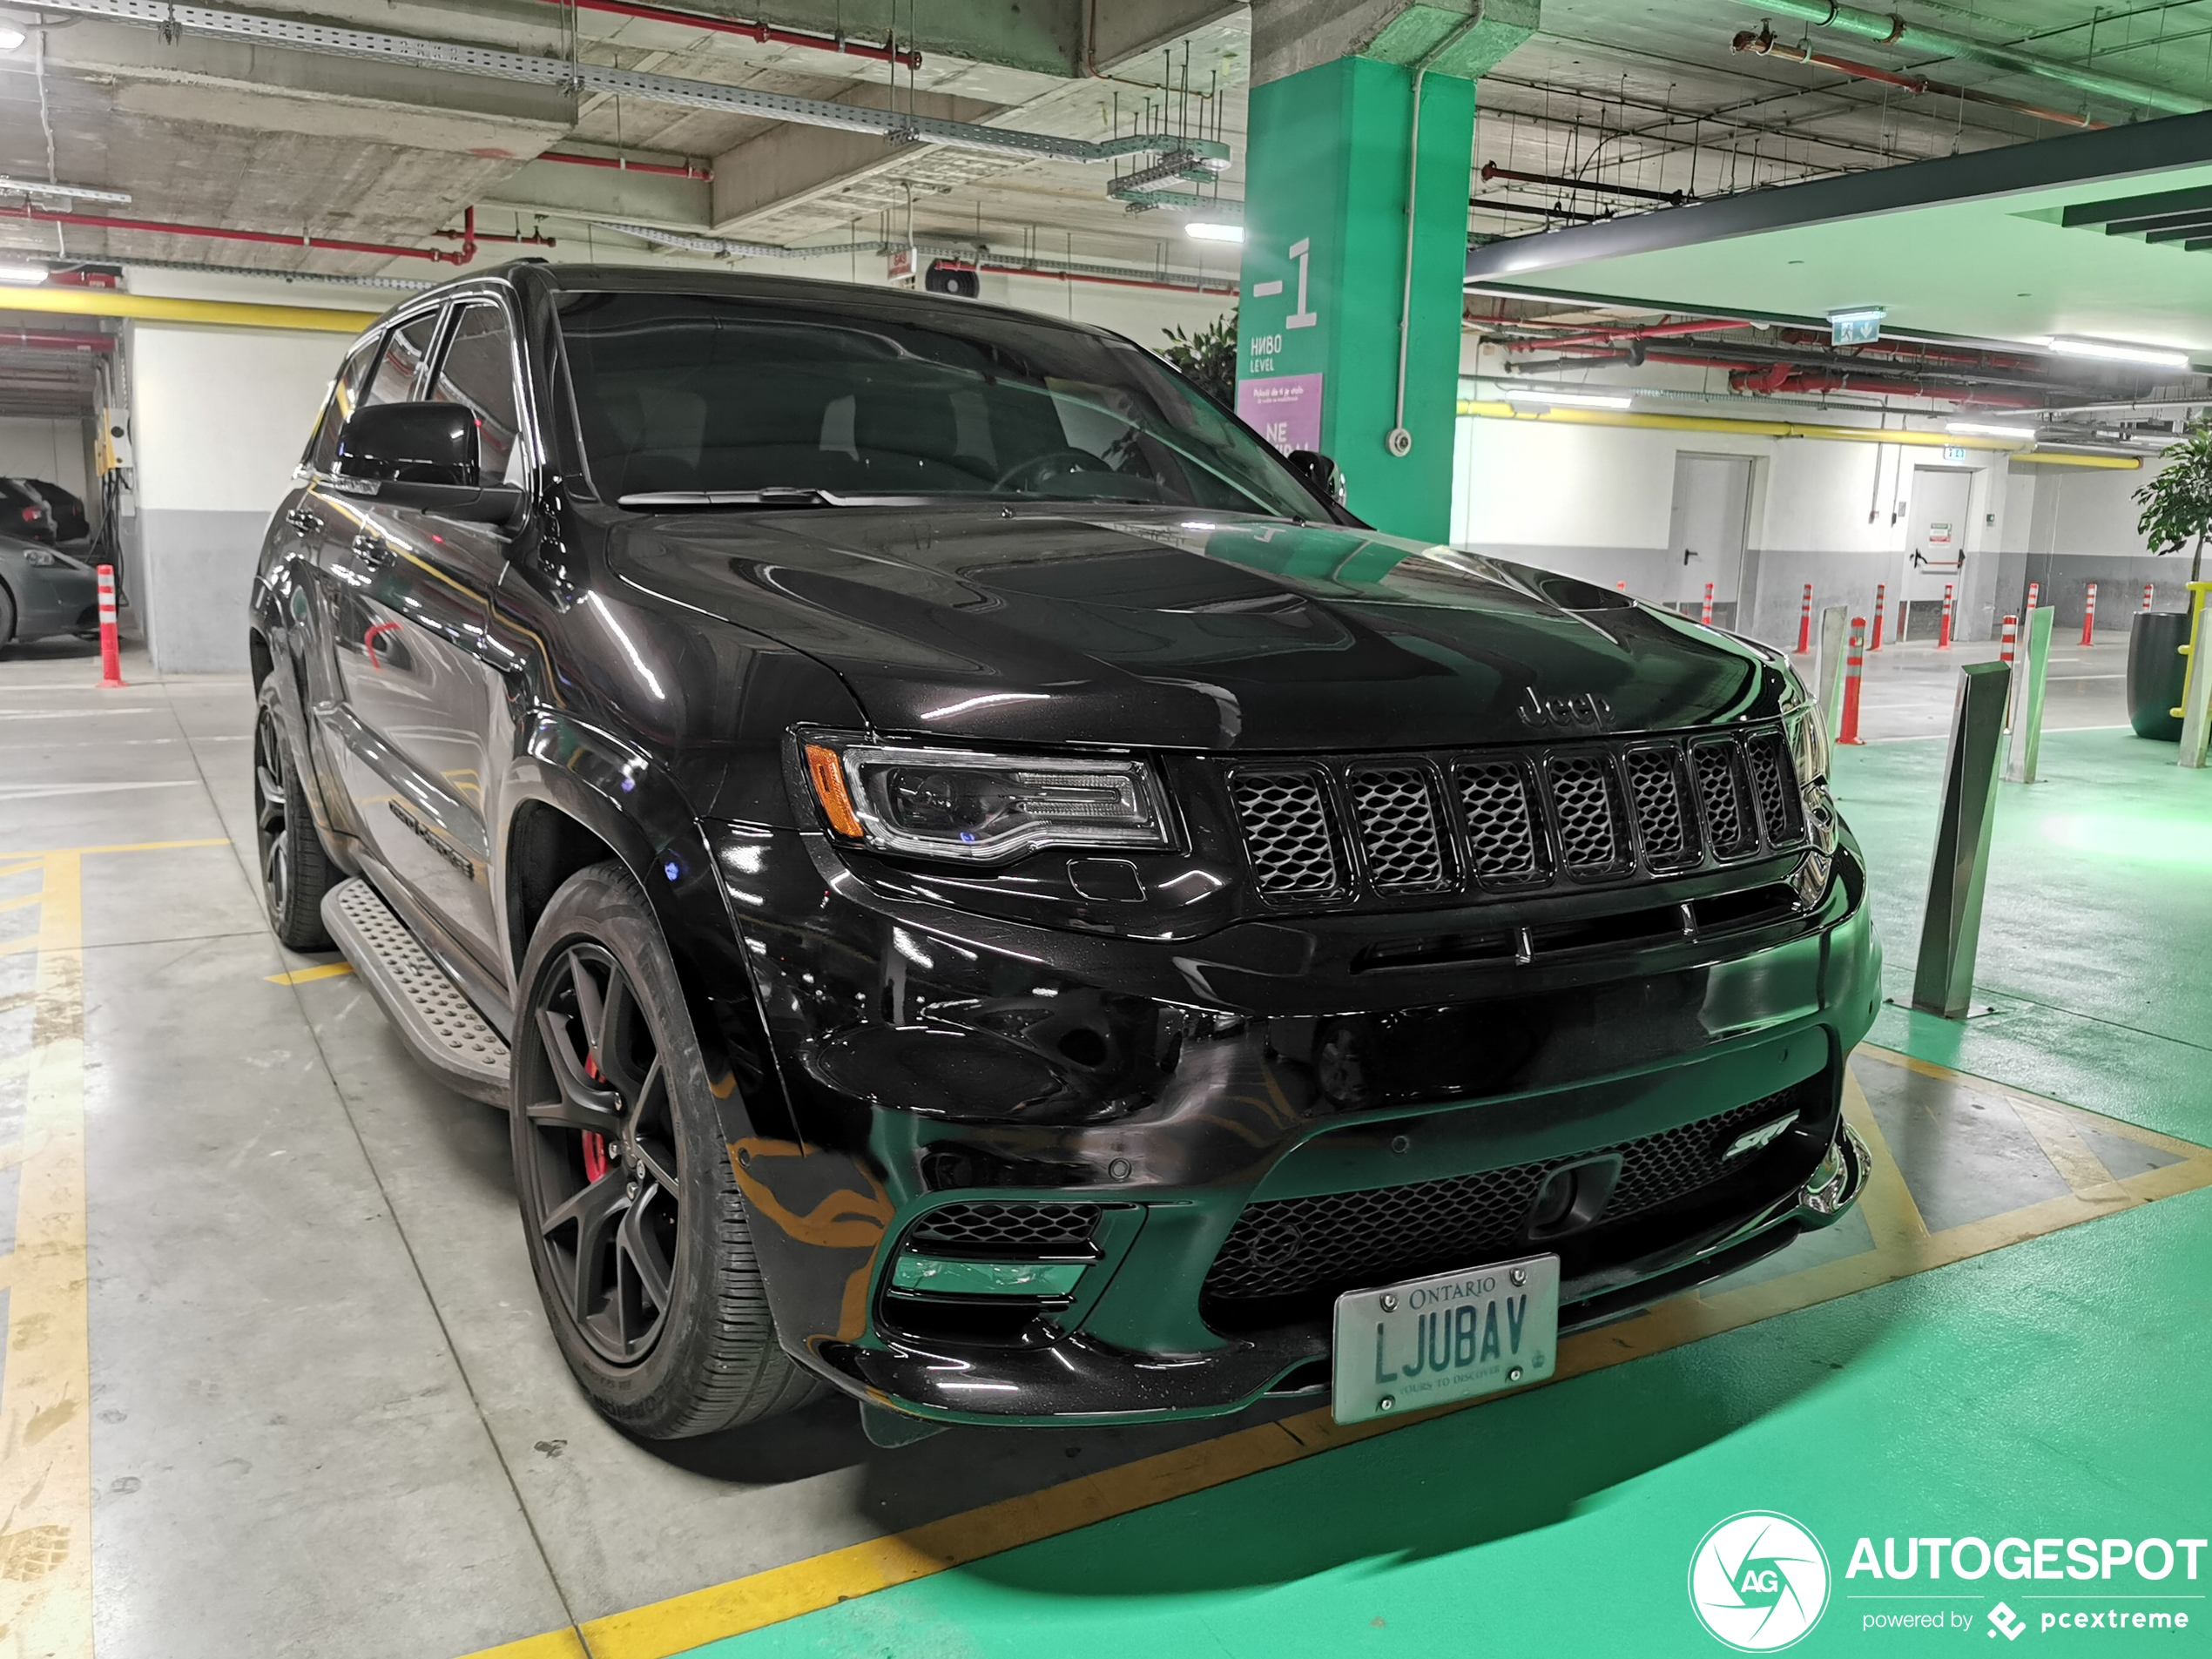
19 547 57 567
800 735 1173 863
1784 690 1830 786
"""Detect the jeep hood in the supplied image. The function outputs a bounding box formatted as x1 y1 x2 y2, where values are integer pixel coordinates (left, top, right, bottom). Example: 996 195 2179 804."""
611 505 1785 752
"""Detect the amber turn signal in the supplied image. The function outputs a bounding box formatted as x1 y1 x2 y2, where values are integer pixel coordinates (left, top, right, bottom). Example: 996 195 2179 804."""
804 743 865 838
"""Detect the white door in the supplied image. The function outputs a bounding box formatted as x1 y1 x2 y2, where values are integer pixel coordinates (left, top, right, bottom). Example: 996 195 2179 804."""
1668 454 1752 626
1900 467 1972 641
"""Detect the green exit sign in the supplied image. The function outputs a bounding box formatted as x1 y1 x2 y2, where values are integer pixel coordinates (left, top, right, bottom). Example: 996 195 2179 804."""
1829 306 1885 345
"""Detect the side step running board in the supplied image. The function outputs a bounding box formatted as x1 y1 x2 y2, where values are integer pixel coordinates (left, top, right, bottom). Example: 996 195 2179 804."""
321 877 510 1104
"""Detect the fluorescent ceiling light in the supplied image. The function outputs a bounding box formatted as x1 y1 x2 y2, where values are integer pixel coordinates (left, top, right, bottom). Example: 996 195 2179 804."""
0 26 24 51
2044 336 2191 368
0 263 50 286
1185 221 1244 244
1827 306 1886 326
1506 388 1633 410
0 174 132 205
1946 421 2039 440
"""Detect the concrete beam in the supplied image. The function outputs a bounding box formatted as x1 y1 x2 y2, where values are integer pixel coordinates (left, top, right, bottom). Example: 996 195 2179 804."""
488 158 711 229
708 84 1003 232
44 17 573 155
1251 0 1538 86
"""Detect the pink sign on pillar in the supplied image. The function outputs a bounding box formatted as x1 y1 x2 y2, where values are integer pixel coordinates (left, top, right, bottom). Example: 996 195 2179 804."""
1237 374 1325 456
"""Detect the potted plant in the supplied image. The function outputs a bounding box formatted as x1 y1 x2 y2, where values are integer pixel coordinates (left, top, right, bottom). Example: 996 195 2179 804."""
2126 425 2212 738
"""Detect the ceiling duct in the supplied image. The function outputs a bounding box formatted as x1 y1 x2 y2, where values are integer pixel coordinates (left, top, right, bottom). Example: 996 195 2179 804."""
31 0 1231 170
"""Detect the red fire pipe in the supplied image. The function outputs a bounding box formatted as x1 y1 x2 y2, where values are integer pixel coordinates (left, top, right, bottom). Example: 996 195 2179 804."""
540 150 712 181
529 0 921 69
0 329 114 352
2 205 470 264
432 206 555 248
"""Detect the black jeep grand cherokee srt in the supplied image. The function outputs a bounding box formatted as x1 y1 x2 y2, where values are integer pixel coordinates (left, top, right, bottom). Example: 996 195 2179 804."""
249 262 1876 1441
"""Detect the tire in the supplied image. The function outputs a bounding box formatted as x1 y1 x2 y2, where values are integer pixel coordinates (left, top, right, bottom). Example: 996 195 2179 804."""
510 860 821 1439
253 678 335 951
0 583 15 651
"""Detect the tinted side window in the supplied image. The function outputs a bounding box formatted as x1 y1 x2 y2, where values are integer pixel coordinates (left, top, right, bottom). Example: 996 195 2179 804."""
307 334 386 472
361 310 441 408
427 303 522 484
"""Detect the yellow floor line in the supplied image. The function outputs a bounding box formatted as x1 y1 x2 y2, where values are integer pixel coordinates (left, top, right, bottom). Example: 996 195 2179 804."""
0 853 91 1659
0 838 231 859
266 961 355 985
461 1054 2212 1659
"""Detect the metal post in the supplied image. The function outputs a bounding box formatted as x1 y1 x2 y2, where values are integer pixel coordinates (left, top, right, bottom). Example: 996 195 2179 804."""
1815 604 1849 738
2004 604 2054 785
1912 660 2011 1020
2178 581 2212 769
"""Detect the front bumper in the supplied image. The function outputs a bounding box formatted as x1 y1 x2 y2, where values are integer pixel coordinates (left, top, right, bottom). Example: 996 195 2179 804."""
711 823 1883 1428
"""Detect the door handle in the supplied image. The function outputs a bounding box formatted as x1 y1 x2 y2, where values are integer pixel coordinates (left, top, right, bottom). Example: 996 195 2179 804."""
1682 547 1698 565
352 529 393 566
285 508 316 534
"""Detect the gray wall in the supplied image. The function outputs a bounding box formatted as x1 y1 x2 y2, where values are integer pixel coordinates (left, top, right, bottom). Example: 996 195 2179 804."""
137 509 273 672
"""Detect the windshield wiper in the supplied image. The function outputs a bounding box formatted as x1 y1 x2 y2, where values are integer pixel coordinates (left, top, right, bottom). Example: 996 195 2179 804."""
617 489 928 509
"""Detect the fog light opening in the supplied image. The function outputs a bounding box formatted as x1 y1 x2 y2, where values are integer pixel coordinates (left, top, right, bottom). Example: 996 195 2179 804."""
1526 1153 1623 1241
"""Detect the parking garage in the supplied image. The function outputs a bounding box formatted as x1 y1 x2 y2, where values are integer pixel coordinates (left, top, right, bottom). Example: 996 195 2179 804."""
3 3 2212 1656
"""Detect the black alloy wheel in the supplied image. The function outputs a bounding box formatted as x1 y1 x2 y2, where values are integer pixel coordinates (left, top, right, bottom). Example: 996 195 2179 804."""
253 679 334 950
521 941 685 1365
510 861 820 1438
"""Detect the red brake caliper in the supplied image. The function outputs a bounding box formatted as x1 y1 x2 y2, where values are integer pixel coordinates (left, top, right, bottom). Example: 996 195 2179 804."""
581 1052 610 1181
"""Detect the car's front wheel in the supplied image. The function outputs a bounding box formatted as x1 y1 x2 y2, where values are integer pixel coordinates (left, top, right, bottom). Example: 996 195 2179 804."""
510 860 820 1439
253 678 334 950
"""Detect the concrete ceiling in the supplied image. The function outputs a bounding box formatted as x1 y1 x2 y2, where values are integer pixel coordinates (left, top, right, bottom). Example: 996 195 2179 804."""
0 0 2209 334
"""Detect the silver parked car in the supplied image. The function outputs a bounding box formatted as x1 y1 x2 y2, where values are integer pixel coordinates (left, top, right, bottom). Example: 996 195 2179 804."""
0 534 99 648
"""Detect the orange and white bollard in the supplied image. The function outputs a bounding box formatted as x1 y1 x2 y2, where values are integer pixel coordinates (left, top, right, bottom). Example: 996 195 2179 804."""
2145 582 2156 612
1838 616 1866 745
2000 613 2018 665
1938 583 1954 650
1701 581 1714 625
2080 583 2098 646
96 563 125 689
1797 583 1812 653
2026 581 2040 617
1870 583 1886 651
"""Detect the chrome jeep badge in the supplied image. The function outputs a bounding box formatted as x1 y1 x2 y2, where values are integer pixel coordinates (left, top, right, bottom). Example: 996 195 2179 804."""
1516 686 1612 730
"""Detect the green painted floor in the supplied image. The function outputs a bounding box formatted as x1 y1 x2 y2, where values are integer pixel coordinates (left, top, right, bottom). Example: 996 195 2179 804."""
694 726 2212 1658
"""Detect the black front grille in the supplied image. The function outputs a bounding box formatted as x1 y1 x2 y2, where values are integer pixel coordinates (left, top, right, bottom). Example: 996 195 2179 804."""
1231 772 1340 895
1548 753 1626 873
1227 724 1804 909
1624 747 1694 866
907 1201 1100 1253
1457 760 1545 883
1350 767 1447 889
1200 1080 1819 1318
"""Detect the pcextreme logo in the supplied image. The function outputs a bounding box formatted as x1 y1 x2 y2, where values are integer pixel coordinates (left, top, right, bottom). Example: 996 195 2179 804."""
1690 1512 1832 1651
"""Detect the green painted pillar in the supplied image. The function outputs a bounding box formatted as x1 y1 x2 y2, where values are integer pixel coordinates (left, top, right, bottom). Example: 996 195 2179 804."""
1237 4 1533 543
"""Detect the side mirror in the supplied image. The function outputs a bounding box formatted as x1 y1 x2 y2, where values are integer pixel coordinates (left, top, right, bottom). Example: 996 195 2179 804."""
334 401 478 486
328 401 523 524
1285 448 1347 509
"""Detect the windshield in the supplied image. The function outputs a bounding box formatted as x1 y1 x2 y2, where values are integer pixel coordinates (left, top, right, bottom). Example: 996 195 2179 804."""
555 288 1321 519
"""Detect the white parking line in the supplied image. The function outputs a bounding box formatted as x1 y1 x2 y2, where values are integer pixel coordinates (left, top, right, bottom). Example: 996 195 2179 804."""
0 782 198 801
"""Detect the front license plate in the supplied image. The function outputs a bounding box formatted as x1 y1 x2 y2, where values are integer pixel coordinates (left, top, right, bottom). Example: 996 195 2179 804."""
1331 1253 1560 1425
